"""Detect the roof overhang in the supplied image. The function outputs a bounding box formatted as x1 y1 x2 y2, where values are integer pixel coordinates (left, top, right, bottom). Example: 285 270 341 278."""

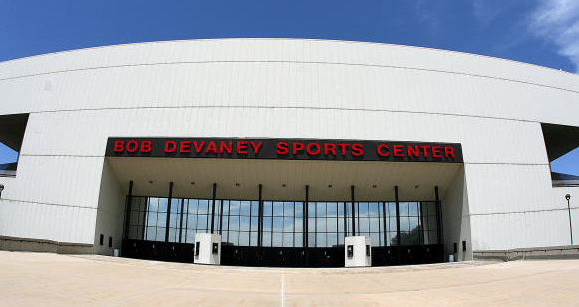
106 157 462 202
0 113 29 152
541 123 579 162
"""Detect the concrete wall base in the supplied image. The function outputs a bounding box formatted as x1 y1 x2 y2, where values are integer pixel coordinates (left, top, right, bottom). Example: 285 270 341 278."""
474 245 579 261
0 235 93 254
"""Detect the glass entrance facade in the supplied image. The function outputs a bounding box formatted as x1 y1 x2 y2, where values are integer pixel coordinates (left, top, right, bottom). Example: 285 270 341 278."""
123 195 442 267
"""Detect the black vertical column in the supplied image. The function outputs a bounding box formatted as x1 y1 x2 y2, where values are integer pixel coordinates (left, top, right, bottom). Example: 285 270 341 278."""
123 180 133 239
258 184 263 247
351 186 356 236
184 199 189 242
219 199 224 237
336 203 339 246
164 182 174 242
304 185 309 248
305 185 310 266
419 201 425 244
141 197 148 240
395 186 401 246
210 183 217 234
314 191 317 247
293 199 297 247
435 186 442 244
382 201 387 246
343 202 347 238
219 199 224 236
178 199 185 243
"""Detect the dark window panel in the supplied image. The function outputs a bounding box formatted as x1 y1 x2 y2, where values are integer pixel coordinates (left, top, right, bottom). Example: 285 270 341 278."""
240 201 251 216
250 232 258 246
294 202 303 217
229 215 240 231
359 217 369 233
326 217 337 232
327 202 338 217
263 217 272 231
240 217 250 231
239 232 249 246
283 217 293 232
250 217 258 230
262 232 272 247
316 202 326 217
294 233 303 247
294 218 303 232
251 201 259 215
229 201 240 216
170 198 180 214
359 202 369 217
283 202 293 216
264 201 273 216
316 233 326 247
272 233 283 247
198 200 209 214
158 198 168 213
308 202 316 217
327 233 338 247
308 233 316 247
273 217 283 231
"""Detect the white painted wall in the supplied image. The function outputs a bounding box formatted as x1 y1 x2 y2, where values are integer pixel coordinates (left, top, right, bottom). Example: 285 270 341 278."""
0 39 577 254
442 166 472 260
93 159 125 255
552 186 579 246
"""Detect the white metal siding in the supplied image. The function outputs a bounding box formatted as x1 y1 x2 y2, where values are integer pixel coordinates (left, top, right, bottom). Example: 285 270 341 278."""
0 38 577 250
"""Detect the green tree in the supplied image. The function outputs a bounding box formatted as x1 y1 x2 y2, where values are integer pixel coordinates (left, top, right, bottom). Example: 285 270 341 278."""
390 225 422 245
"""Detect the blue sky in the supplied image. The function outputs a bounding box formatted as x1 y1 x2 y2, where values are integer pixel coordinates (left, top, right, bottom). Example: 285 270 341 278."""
0 0 577 174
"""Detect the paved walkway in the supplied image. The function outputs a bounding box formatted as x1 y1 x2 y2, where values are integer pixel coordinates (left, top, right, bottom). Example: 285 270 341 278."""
0 251 578 306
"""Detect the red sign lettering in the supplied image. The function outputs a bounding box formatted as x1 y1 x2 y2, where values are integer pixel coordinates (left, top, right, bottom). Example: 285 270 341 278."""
393 145 404 157
407 145 419 157
237 141 248 154
126 140 139 153
220 141 233 154
324 143 337 155
444 146 455 158
277 142 289 155
306 143 321 155
293 142 305 155
114 141 125 152
377 144 390 156
193 141 205 153
141 141 152 153
337 143 349 156
180 141 191 153
351 143 364 156
432 146 442 158
251 141 263 154
165 141 177 153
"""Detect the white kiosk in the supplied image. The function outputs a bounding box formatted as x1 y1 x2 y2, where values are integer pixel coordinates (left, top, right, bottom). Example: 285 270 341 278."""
345 236 372 267
194 233 221 265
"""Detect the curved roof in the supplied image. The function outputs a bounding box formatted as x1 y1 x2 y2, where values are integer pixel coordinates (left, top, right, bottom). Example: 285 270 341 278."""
1 38 578 90
0 38 578 127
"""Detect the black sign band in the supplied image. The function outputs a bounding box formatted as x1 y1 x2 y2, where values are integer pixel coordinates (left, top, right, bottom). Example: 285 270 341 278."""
106 137 463 163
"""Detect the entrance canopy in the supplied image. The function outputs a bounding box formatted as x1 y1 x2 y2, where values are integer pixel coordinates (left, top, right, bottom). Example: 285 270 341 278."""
107 157 462 201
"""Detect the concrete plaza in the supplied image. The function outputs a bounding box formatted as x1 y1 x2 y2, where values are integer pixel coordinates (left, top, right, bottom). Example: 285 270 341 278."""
0 251 578 306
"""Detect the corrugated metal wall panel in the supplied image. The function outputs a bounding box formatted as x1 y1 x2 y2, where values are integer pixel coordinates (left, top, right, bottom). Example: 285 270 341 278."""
0 39 576 249
18 108 548 165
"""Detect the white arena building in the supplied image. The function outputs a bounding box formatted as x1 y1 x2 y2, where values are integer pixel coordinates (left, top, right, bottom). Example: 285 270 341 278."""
0 38 578 266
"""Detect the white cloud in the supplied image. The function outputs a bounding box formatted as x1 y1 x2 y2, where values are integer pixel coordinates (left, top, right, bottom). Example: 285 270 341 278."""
528 0 579 72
